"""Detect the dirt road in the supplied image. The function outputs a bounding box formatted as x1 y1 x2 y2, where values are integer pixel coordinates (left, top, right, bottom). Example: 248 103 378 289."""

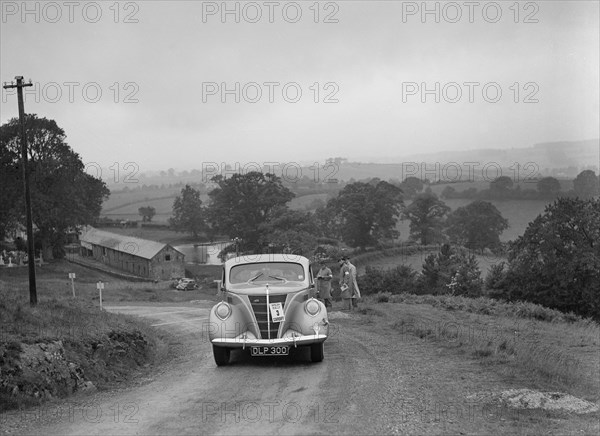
1 302 592 435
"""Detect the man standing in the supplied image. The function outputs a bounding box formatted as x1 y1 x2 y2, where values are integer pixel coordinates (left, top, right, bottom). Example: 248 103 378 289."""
344 257 361 309
339 257 361 310
315 260 333 309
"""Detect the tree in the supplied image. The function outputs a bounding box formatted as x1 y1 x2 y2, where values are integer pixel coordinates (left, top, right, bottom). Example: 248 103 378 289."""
440 186 456 199
403 193 450 245
138 206 156 222
445 200 508 251
206 172 294 249
418 244 483 297
489 176 514 198
399 176 424 198
536 177 561 198
259 207 319 255
325 181 403 248
0 115 109 258
573 170 599 198
502 198 600 319
170 185 205 238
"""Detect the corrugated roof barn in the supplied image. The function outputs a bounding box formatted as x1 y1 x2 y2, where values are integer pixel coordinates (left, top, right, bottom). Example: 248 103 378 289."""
79 227 185 280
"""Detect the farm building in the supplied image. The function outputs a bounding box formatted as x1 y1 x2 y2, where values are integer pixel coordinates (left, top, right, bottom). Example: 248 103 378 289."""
79 227 185 280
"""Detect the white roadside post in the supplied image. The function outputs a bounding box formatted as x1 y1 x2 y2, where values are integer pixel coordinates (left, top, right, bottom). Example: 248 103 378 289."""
97 280 104 310
68 273 76 298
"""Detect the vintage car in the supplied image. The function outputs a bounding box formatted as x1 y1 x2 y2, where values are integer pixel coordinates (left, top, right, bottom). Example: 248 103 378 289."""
208 254 329 366
176 278 198 291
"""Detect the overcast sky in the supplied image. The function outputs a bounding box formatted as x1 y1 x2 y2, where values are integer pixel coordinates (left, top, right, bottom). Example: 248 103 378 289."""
1 1 598 172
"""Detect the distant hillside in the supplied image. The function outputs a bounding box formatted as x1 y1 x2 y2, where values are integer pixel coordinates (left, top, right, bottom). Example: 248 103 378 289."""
333 139 599 182
398 139 599 171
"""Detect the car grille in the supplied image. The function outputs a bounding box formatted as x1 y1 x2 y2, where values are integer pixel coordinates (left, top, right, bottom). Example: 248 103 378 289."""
250 294 287 339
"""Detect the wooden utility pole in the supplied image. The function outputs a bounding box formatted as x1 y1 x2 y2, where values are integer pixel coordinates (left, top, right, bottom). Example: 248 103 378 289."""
3 76 37 305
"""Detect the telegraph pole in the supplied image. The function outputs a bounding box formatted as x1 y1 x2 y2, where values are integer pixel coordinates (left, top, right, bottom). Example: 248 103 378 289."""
3 76 37 305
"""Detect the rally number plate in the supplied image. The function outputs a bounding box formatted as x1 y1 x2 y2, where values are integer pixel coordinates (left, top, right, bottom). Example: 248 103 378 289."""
251 346 290 356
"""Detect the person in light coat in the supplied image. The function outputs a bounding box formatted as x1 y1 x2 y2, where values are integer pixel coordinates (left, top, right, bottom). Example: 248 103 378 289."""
315 260 333 309
339 257 361 310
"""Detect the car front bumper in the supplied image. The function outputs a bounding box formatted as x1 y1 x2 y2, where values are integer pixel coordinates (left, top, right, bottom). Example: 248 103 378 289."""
211 333 328 349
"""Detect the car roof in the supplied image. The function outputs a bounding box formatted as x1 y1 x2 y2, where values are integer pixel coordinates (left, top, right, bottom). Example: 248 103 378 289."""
224 254 310 270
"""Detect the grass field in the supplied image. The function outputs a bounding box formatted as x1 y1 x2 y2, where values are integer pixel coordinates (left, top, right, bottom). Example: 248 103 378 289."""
288 193 329 211
396 198 551 242
355 250 504 277
102 189 209 223
0 261 218 305
359 295 599 410
101 181 554 241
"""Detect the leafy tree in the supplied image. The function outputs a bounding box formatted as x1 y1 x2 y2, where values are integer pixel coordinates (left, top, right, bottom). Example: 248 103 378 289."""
418 244 483 297
403 193 450 245
536 177 561 198
484 261 508 296
138 206 156 222
325 181 403 248
445 200 508 251
259 207 319 255
573 170 599 198
502 198 600 319
488 175 514 199
207 172 294 248
400 177 424 198
170 185 205 238
440 186 456 199
0 115 109 258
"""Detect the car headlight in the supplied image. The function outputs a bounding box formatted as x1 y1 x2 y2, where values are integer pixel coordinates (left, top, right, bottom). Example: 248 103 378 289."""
305 299 321 316
215 302 232 320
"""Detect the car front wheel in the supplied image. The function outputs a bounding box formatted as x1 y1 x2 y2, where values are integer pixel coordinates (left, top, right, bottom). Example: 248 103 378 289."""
213 345 230 366
310 342 324 363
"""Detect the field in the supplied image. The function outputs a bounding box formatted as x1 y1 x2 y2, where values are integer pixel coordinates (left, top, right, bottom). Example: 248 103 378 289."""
288 193 329 211
354 250 504 277
102 188 209 223
396 198 551 242
101 180 556 243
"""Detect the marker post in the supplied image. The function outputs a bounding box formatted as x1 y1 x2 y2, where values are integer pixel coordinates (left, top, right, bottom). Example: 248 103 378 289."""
96 280 104 310
68 273 76 297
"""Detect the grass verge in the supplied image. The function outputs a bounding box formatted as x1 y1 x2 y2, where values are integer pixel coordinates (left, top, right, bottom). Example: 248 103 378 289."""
0 260 216 411
360 293 599 403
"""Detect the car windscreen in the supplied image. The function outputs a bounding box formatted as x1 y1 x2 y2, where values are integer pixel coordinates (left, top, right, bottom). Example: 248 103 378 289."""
229 262 305 284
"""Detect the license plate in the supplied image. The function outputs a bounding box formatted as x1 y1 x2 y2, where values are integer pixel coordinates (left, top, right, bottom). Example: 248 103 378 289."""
251 346 289 356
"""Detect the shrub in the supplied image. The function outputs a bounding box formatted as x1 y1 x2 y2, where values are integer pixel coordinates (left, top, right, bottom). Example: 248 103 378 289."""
417 244 483 297
357 265 418 296
484 261 507 297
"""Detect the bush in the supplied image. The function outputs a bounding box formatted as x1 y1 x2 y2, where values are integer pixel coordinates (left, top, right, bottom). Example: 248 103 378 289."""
484 261 507 297
417 244 483 297
357 265 418 295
